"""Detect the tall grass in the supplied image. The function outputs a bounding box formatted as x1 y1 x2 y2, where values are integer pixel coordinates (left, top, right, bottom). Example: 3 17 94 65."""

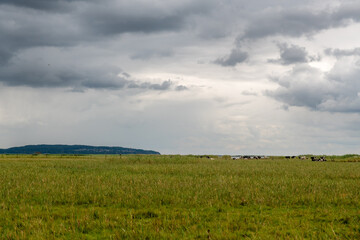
0 155 359 239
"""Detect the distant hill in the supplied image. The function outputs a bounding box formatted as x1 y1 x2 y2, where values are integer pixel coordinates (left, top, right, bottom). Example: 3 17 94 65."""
0 144 160 155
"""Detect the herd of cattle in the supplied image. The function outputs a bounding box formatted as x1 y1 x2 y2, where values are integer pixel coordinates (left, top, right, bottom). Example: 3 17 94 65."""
310 156 327 161
199 155 327 161
231 155 327 161
231 156 268 160
285 156 327 161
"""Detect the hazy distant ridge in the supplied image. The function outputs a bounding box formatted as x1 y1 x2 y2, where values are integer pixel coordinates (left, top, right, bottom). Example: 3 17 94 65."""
0 145 160 155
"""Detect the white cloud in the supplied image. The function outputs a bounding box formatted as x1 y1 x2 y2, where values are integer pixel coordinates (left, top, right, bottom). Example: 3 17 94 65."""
267 56 360 113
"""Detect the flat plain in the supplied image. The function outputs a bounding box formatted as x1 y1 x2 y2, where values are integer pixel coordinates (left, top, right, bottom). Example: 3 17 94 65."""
0 154 359 239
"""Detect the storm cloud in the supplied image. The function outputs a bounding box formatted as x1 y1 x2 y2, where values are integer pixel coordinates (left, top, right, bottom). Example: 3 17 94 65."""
0 55 185 91
0 0 208 89
0 0 86 11
0 5 84 64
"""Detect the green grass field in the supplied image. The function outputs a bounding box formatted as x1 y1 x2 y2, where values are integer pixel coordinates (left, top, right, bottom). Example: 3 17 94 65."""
0 154 359 239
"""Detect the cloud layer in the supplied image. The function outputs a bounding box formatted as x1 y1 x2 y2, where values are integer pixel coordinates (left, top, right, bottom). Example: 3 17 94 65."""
217 3 360 66
0 0 207 89
2 0 360 154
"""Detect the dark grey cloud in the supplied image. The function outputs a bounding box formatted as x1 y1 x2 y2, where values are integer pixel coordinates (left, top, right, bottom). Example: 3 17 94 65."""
0 57 187 91
268 43 310 65
78 0 214 36
0 0 213 56
325 48 360 57
0 0 84 11
214 49 248 67
0 1 200 65
0 47 12 65
128 80 172 91
82 79 179 91
0 5 84 65
238 3 360 42
0 0 208 89
81 10 183 36
266 60 360 113
0 57 124 88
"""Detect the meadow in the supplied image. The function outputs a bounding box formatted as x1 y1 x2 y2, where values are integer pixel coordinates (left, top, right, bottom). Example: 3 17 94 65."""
0 154 359 239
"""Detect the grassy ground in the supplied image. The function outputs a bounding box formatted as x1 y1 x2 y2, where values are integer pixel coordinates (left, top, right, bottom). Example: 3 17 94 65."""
0 154 359 239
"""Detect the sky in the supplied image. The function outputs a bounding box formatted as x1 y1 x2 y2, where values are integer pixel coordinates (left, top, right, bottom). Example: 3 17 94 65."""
1 0 360 155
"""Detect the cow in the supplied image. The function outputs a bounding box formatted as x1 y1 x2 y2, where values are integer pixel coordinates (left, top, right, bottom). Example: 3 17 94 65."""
311 156 327 162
